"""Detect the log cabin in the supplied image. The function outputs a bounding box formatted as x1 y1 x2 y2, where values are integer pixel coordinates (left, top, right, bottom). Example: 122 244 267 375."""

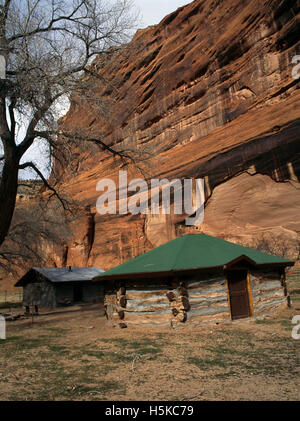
15 266 105 309
93 234 294 328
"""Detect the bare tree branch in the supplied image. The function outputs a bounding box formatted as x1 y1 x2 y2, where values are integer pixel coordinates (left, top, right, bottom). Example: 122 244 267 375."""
18 161 69 210
0 0 141 249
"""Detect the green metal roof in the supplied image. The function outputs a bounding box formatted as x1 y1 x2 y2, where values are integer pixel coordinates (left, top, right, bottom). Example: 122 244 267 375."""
95 234 293 280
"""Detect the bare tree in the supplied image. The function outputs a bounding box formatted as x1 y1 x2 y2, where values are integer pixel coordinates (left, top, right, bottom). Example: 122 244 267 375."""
0 195 73 275
253 232 300 262
0 0 140 247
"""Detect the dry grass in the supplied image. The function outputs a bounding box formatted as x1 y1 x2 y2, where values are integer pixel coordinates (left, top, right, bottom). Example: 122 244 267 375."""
0 299 299 401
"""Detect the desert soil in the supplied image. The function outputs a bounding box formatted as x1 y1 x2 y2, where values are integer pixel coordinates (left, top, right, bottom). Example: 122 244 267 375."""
0 299 299 402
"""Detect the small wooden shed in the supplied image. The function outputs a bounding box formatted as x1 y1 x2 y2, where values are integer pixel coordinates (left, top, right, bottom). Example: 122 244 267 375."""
15 267 105 308
93 234 293 328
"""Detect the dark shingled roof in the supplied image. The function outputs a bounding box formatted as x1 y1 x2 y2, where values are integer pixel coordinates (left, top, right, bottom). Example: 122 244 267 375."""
15 267 105 287
93 234 294 281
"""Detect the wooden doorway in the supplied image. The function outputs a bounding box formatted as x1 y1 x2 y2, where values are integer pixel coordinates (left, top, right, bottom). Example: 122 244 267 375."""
227 270 250 320
73 285 83 302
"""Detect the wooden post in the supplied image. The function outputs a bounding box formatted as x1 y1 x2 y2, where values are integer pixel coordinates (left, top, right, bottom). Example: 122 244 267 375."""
30 300 34 326
279 267 290 307
225 273 232 320
247 270 254 316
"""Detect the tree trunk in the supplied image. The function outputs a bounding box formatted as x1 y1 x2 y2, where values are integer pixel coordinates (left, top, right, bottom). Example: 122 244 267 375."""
0 153 20 246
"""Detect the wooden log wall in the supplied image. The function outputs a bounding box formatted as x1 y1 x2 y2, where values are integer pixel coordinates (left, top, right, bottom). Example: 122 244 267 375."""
104 280 175 328
103 268 289 328
184 274 231 326
167 282 190 329
103 272 231 328
250 269 288 315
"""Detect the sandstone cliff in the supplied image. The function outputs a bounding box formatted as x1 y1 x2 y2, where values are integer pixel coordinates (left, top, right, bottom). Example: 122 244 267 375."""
13 0 300 277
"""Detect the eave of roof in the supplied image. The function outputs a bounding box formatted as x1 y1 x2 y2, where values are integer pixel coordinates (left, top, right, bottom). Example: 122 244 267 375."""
94 261 293 281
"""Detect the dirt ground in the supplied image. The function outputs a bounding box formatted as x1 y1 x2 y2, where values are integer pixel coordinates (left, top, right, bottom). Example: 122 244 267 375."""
0 300 299 402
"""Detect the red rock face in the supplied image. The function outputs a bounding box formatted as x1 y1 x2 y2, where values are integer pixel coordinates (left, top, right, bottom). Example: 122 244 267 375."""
12 0 300 279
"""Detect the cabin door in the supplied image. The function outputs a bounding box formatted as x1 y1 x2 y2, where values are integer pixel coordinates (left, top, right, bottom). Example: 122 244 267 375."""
227 270 250 320
73 285 83 302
